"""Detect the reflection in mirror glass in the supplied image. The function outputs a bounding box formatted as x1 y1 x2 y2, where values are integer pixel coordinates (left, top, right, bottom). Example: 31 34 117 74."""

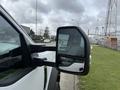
57 28 86 73
58 28 85 57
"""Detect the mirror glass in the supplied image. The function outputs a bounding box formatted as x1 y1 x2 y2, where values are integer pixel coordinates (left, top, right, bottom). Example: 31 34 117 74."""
57 28 86 73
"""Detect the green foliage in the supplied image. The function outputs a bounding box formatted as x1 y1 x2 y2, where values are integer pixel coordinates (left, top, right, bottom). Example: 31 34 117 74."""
30 29 35 35
80 46 120 90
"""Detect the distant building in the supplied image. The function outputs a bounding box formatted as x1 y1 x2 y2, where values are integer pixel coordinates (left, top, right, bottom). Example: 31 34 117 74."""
21 25 35 38
21 25 31 35
104 36 117 49
108 31 120 50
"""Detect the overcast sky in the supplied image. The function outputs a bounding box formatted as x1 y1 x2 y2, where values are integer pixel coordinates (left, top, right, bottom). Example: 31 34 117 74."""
0 0 108 35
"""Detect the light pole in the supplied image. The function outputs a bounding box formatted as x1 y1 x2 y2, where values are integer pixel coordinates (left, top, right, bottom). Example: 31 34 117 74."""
36 0 37 35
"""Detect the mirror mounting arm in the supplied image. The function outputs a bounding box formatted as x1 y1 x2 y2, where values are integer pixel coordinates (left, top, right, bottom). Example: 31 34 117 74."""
30 45 56 53
32 57 56 67
43 60 56 67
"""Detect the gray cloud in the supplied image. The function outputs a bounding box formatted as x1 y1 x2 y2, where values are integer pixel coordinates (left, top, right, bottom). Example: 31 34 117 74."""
49 12 67 26
1 0 44 24
48 0 85 14
30 0 51 14
0 0 109 34
93 0 108 10
9 0 19 2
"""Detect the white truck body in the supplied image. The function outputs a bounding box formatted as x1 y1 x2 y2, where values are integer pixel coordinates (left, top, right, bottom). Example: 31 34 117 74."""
0 5 58 90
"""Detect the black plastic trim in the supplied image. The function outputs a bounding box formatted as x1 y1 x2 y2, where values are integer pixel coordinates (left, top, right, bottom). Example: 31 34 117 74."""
47 68 59 90
30 44 56 53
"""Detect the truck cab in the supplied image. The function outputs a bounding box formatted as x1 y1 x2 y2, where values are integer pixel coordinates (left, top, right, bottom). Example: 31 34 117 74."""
0 5 90 90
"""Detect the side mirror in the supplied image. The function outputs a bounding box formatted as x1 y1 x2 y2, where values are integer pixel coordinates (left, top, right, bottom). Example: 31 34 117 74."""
56 26 90 75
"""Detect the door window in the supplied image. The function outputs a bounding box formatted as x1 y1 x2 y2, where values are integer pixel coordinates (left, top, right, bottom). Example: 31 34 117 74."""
0 16 20 55
0 14 33 86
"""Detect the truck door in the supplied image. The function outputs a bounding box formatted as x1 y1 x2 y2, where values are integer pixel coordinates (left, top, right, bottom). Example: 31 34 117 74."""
0 6 45 90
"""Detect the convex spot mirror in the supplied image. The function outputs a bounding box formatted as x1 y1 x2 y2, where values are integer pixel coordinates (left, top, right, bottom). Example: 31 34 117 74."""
56 26 90 75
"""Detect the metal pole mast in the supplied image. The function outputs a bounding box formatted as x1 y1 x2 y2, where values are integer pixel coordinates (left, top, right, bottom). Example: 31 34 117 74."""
115 0 118 36
105 0 118 36
36 0 38 35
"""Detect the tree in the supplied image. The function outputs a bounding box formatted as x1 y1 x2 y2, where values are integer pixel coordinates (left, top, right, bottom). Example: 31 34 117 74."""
43 27 50 39
30 29 35 36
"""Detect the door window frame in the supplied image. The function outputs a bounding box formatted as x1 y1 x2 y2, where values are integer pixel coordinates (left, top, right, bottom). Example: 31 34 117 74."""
0 8 35 87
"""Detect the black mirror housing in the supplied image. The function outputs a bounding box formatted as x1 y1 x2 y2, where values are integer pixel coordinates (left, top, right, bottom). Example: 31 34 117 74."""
56 26 90 75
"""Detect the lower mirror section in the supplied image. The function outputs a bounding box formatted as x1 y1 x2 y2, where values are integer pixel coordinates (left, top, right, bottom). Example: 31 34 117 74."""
59 63 84 73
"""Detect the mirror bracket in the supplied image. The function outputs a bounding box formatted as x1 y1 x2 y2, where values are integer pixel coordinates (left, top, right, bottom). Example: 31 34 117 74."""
30 44 56 53
32 57 56 67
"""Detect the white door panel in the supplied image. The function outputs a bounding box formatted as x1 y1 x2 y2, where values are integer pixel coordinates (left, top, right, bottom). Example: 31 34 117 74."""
38 51 55 62
38 51 56 90
0 6 56 90
0 51 55 90
0 67 44 90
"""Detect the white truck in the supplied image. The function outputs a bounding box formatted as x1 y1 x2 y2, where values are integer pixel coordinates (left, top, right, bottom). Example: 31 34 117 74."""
0 5 90 90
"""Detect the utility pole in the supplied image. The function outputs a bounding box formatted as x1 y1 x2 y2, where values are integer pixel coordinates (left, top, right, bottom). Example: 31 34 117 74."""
102 26 105 36
95 27 99 35
88 29 89 36
36 0 38 35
